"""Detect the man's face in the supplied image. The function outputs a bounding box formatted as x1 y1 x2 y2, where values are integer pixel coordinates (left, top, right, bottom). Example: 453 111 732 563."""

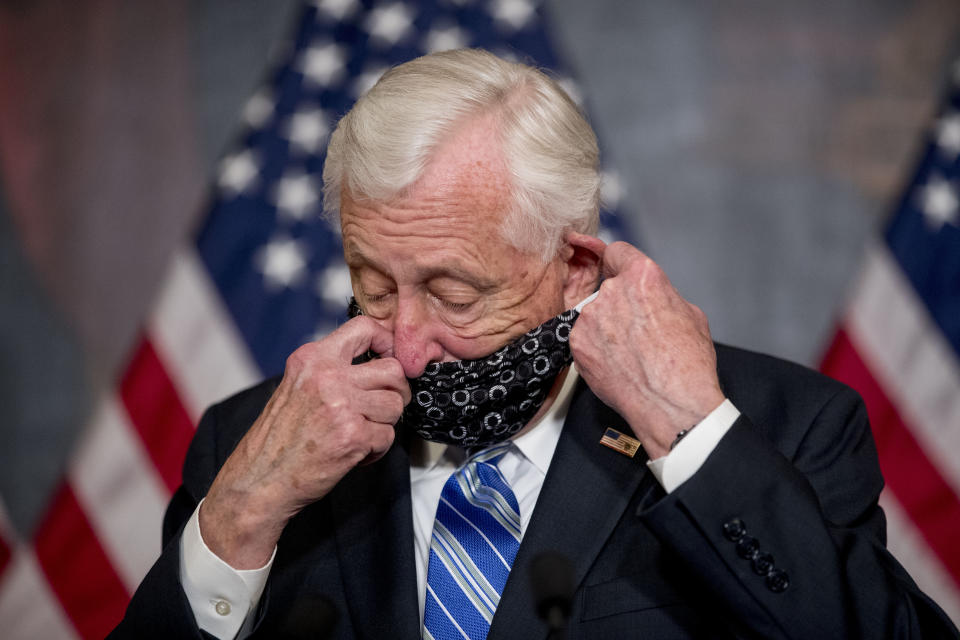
340 116 572 378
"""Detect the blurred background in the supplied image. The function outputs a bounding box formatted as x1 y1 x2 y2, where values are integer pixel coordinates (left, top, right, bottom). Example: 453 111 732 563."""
1 0 958 636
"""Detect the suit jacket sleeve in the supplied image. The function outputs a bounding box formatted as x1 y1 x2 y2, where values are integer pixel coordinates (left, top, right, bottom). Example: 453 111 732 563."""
638 378 958 638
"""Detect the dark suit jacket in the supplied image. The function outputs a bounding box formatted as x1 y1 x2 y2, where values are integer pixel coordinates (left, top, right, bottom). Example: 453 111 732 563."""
111 344 958 638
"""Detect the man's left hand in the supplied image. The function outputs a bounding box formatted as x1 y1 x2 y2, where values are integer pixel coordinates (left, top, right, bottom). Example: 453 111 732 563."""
568 236 726 459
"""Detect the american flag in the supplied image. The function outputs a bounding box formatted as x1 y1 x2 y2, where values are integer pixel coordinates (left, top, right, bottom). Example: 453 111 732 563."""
598 427 641 458
820 61 960 624
0 1 633 637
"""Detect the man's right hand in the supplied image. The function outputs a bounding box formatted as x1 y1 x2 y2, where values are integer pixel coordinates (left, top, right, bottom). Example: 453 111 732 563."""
198 316 410 569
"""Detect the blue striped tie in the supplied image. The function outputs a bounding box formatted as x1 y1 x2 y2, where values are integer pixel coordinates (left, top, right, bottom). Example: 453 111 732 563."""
423 443 521 640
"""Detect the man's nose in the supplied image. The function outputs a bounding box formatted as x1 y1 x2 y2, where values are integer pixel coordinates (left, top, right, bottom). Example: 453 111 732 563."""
391 299 443 378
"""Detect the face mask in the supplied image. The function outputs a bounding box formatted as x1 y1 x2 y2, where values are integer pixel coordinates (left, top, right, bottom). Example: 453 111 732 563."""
348 293 596 447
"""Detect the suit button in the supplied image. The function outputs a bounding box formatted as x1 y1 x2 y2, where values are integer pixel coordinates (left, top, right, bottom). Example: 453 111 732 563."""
751 552 775 575
766 568 790 593
736 535 760 559
723 518 747 541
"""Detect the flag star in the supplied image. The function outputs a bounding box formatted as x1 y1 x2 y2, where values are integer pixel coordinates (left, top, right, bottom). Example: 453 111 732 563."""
316 262 354 306
365 2 416 47
311 0 358 21
283 108 330 154
218 150 259 195
489 0 538 31
272 171 320 220
352 65 388 97
242 89 274 129
600 170 624 208
257 236 310 290
918 176 959 229
423 24 469 53
935 113 960 159
298 42 347 87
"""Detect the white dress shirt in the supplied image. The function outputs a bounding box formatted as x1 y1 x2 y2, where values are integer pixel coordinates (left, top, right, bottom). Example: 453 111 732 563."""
179 365 740 639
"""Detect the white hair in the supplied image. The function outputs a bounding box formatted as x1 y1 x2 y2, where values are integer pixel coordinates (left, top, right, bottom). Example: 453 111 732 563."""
322 48 600 260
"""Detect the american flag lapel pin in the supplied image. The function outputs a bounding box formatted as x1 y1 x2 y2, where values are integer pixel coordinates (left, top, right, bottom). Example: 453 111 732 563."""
599 428 641 458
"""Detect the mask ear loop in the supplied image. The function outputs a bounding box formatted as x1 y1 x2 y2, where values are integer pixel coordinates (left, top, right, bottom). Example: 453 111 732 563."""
573 291 599 313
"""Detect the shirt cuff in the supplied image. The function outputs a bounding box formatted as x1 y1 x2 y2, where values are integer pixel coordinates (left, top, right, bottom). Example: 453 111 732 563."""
179 499 275 640
646 399 740 493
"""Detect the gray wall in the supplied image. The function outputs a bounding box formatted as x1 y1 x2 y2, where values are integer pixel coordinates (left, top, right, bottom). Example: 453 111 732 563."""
550 0 959 364
0 0 957 533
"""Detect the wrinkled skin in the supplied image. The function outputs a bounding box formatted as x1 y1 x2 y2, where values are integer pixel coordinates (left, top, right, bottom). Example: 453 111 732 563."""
569 235 726 455
199 115 724 569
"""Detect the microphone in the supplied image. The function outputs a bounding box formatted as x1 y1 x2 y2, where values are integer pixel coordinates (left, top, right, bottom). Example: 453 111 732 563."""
530 551 575 639
276 594 338 640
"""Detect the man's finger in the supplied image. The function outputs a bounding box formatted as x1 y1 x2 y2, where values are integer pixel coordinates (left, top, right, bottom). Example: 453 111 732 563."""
332 315 395 362
351 358 412 404
355 420 397 466
360 390 407 424
601 241 651 278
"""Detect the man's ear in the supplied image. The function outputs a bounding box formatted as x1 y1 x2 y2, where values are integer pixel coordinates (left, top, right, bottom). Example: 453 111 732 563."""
561 231 605 309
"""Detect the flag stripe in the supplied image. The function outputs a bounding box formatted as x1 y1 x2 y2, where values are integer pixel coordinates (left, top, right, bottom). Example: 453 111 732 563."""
69 397 169 592
845 244 960 500
882 490 960 624
822 329 960 589
0 550 80 640
883 149 960 361
119 338 197 494
33 483 129 640
820 73 960 626
148 249 261 422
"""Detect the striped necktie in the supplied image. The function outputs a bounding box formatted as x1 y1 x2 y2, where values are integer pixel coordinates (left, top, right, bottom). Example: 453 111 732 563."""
423 443 521 640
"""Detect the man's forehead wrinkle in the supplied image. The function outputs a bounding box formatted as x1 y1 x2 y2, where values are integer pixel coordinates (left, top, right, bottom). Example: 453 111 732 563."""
340 236 375 267
348 178 506 230
344 210 494 262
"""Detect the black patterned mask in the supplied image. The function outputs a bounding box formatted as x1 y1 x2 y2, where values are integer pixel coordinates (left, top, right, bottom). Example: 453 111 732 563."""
347 295 594 447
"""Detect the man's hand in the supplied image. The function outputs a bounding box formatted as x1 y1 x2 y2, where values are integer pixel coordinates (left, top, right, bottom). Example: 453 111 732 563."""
198 316 410 569
569 236 725 459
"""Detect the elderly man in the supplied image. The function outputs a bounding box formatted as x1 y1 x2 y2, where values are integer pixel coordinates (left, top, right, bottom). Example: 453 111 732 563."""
112 49 956 639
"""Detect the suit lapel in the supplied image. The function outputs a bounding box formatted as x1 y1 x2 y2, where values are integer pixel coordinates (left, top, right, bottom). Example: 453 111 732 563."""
329 440 421 639
488 381 656 639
